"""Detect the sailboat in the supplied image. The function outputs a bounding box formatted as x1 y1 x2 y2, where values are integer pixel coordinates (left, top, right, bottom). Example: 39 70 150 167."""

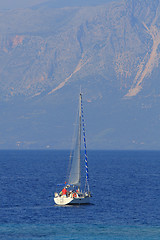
54 92 91 205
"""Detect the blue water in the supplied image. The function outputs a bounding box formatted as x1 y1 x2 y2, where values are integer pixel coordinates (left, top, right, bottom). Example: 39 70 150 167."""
1 150 160 239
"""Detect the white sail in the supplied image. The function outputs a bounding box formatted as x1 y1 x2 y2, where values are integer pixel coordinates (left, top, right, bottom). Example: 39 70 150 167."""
68 94 81 186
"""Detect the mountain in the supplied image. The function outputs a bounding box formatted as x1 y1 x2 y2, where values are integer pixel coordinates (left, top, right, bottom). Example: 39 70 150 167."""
0 0 160 150
32 0 113 8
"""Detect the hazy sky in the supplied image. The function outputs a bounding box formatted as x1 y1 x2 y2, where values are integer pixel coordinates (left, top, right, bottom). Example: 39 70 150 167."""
0 0 117 10
0 0 48 9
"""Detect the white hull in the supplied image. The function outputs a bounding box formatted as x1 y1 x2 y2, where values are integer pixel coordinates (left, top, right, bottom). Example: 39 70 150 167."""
54 195 90 205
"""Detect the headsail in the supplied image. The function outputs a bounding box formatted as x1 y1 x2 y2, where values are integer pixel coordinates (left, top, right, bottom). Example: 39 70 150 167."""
67 93 81 186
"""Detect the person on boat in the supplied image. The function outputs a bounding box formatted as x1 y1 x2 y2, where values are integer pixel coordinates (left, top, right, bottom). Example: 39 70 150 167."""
62 187 67 195
76 188 80 193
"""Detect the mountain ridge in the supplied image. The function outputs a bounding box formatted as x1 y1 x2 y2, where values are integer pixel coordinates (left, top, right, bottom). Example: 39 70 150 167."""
0 0 160 100
0 0 160 149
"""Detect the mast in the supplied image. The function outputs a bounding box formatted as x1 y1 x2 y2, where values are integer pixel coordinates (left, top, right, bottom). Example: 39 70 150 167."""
80 92 90 193
78 92 82 186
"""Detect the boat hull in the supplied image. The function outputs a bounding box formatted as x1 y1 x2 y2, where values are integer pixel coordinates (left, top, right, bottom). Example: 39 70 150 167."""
54 195 90 205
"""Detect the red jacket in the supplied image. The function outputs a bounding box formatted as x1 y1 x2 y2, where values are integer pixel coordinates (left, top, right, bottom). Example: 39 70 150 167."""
62 188 67 195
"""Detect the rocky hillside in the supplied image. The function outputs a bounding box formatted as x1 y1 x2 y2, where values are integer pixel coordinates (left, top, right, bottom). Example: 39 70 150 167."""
0 0 160 149
0 0 160 100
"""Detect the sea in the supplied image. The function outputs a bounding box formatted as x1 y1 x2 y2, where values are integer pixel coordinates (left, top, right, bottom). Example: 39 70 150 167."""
1 150 160 240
